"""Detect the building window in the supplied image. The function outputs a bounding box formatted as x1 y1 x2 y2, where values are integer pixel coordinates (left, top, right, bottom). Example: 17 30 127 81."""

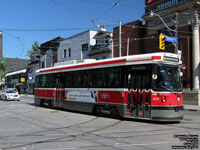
82 43 88 51
68 48 71 57
63 49 66 58
97 39 107 48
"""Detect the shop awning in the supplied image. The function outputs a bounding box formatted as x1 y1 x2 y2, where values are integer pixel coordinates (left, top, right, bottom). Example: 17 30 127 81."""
5 69 27 77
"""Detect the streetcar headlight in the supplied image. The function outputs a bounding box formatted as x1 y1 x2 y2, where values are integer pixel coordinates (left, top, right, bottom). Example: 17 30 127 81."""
162 97 166 102
177 96 180 101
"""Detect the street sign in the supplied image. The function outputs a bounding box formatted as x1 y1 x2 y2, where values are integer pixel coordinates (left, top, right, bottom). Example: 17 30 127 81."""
165 35 178 43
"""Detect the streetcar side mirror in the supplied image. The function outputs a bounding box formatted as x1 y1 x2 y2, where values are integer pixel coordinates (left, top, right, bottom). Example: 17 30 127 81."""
152 74 157 80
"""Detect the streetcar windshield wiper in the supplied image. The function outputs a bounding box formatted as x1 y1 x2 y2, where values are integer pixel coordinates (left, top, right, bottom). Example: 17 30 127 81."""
160 85 177 94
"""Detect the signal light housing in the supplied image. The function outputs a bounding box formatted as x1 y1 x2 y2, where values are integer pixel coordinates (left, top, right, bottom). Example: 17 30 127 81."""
159 34 165 50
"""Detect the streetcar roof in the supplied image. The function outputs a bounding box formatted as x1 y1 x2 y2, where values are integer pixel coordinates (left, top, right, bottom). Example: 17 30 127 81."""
36 52 180 74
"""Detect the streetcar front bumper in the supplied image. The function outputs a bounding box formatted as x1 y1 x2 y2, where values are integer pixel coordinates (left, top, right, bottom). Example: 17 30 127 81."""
151 106 184 122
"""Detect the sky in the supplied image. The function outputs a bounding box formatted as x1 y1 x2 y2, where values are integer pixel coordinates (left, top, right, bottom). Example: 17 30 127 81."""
0 0 145 59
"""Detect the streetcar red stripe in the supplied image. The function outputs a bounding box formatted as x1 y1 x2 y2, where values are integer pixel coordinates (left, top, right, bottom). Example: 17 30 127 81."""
39 58 127 73
39 56 161 73
127 56 161 63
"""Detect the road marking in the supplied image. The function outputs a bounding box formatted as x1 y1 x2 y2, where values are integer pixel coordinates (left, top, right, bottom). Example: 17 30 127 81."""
24 148 77 150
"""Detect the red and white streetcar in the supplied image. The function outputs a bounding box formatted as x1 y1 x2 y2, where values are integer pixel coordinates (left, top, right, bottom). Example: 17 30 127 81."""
34 52 183 122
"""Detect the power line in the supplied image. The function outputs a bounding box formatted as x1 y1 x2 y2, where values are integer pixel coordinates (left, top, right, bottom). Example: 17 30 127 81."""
1 27 93 32
49 0 82 16
95 0 122 22
66 0 144 9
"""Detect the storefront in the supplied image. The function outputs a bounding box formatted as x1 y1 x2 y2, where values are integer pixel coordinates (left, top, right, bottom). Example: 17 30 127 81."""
5 69 28 94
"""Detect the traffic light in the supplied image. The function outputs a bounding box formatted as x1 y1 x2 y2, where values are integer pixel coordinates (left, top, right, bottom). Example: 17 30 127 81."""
159 34 165 50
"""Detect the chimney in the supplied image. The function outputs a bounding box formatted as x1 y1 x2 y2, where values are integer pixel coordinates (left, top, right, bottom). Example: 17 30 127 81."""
100 25 106 32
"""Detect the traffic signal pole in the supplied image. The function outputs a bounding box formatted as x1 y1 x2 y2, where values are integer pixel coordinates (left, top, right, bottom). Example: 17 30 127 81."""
175 13 178 54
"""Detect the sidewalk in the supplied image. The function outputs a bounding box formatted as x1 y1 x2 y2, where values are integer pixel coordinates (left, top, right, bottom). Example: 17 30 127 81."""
20 94 34 98
184 105 200 111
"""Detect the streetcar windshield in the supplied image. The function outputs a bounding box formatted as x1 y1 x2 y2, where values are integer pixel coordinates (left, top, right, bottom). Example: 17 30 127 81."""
154 65 182 91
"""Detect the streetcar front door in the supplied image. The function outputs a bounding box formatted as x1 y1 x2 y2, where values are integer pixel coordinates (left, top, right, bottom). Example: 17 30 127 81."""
127 71 151 119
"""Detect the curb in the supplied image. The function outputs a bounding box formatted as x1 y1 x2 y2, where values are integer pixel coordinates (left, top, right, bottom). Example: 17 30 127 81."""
184 105 200 111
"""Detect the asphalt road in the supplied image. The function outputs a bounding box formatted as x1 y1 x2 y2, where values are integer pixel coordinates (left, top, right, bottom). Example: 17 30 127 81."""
0 96 199 150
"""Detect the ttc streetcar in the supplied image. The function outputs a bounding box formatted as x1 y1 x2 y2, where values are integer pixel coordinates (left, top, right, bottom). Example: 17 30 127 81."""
34 52 183 122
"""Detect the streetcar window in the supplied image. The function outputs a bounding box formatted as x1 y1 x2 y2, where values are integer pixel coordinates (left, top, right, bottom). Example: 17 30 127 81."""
131 74 137 90
143 72 151 90
65 72 77 88
35 76 39 88
40 75 47 88
38 74 55 88
55 73 63 88
105 67 120 87
90 69 104 87
77 71 89 88
138 75 142 90
155 65 182 91
46 74 55 88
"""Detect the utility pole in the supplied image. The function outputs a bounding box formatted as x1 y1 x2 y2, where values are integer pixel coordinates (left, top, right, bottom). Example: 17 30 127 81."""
175 13 178 54
127 38 129 56
119 21 122 57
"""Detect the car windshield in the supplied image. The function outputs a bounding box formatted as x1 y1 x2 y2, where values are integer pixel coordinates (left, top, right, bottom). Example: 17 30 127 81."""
6 90 17 94
154 65 182 91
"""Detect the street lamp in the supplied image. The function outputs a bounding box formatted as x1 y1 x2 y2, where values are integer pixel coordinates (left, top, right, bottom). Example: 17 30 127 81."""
150 11 178 54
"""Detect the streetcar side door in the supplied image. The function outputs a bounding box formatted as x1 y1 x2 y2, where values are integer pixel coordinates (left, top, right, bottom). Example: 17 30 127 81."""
55 73 65 108
127 68 151 119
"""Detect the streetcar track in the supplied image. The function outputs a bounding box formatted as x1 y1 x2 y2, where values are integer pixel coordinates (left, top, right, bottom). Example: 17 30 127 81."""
1 98 199 150
1 119 122 150
1 117 199 150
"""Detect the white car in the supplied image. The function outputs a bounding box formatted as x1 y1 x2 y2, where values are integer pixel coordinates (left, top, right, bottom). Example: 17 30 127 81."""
0 89 20 101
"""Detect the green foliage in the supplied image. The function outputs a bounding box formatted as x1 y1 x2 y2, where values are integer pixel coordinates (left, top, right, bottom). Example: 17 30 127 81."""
0 58 7 78
27 41 40 58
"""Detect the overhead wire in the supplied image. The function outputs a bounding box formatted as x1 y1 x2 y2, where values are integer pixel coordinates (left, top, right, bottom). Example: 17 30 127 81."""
2 0 197 59
49 0 83 17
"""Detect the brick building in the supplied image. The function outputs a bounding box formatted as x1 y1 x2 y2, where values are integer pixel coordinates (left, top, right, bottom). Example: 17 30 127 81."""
113 20 145 57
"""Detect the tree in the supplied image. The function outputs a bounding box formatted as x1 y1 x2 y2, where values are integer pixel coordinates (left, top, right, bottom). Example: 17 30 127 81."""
0 58 7 83
27 41 40 60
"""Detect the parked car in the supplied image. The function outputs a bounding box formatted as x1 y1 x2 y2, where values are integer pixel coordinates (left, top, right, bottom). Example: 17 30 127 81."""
7 88 19 94
0 89 20 101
